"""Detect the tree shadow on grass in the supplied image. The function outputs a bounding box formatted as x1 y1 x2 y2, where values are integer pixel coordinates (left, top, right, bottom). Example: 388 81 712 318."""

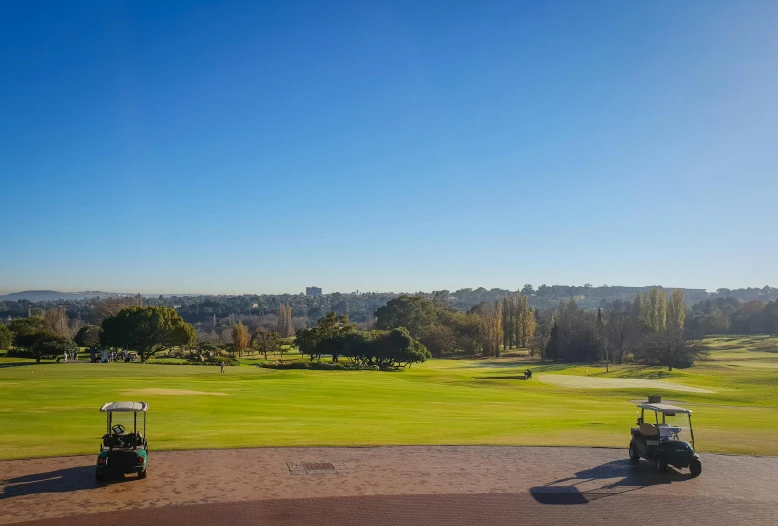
530 459 695 505
0 466 133 499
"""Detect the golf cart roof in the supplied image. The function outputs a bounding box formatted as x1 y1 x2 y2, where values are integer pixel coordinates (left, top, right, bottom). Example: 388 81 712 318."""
637 403 691 414
100 402 149 413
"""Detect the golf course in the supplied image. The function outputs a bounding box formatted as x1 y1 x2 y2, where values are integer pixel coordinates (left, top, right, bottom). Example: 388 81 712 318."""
1 335 777 460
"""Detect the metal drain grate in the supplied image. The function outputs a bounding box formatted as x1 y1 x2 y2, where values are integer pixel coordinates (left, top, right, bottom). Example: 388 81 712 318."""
287 461 348 475
302 462 334 472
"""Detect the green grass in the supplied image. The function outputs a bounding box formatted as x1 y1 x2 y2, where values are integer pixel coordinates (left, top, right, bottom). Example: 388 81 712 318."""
0 336 777 460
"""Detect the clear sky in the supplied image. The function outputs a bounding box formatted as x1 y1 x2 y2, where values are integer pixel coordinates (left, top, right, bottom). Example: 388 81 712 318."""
1 1 776 295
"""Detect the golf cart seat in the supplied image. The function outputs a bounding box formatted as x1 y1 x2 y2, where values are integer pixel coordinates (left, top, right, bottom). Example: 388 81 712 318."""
639 423 659 437
102 432 143 449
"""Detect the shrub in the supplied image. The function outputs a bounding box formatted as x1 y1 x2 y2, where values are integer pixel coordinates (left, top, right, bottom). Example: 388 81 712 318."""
6 348 35 359
257 360 373 371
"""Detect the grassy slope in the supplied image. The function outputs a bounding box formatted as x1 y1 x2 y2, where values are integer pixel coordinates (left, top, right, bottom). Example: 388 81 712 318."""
0 336 776 460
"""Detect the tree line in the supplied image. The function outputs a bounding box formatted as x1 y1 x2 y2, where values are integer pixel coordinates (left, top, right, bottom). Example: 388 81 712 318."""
3 284 776 338
685 297 778 336
3 286 776 370
536 288 706 370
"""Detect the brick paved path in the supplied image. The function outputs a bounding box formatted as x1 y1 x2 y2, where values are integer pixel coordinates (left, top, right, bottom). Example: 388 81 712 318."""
2 447 776 525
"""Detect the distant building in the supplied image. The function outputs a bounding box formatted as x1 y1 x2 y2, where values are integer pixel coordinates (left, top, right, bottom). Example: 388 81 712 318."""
306 286 322 297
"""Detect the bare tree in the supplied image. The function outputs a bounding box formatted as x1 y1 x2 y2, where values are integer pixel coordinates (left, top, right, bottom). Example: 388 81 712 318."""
639 327 707 371
604 300 639 364
219 328 233 344
277 304 294 337
92 296 143 323
251 329 282 359
530 308 554 361
44 307 70 337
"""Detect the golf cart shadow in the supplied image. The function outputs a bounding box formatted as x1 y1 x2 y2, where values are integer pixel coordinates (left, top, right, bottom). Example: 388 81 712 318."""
530 459 695 505
0 466 133 499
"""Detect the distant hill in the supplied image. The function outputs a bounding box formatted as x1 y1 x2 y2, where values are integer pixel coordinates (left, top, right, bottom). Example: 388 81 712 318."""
0 290 126 302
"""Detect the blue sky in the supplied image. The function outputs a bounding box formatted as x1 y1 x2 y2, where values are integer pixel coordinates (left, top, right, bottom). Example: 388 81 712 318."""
1 1 776 294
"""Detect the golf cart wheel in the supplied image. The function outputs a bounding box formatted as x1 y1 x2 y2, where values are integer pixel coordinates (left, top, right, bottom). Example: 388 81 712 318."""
655 456 668 473
689 458 702 476
138 469 147 479
629 444 640 463
95 471 104 482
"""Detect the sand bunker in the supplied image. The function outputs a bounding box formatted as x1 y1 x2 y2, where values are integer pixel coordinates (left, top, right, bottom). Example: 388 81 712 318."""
538 375 712 393
123 388 228 396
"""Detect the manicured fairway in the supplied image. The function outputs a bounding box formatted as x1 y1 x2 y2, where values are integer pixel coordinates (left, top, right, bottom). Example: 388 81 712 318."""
1 336 776 459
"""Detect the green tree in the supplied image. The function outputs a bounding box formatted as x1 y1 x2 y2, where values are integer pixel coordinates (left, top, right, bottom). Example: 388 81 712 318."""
74 325 101 348
12 329 66 364
0 324 11 350
337 327 431 368
419 324 457 358
375 295 445 337
764 301 778 336
35 336 78 363
9 316 47 339
447 311 483 357
251 329 282 359
100 306 196 363
294 312 356 361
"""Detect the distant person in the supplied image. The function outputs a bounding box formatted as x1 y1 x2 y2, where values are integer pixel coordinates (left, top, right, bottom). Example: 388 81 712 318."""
525 369 532 380
220 360 225 373
63 351 68 363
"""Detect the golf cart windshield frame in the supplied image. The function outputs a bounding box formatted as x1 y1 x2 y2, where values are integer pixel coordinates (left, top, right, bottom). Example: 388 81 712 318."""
100 402 148 444
638 404 694 448
105 411 146 438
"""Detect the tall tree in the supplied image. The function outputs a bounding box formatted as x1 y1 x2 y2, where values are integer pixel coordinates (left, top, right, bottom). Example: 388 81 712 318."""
604 300 637 364
502 297 510 350
0 324 12 351
100 306 196 363
596 307 609 371
517 295 536 347
530 309 554 362
44 307 70 337
232 321 250 357
276 304 294 337
667 289 686 332
647 286 667 332
477 300 503 357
